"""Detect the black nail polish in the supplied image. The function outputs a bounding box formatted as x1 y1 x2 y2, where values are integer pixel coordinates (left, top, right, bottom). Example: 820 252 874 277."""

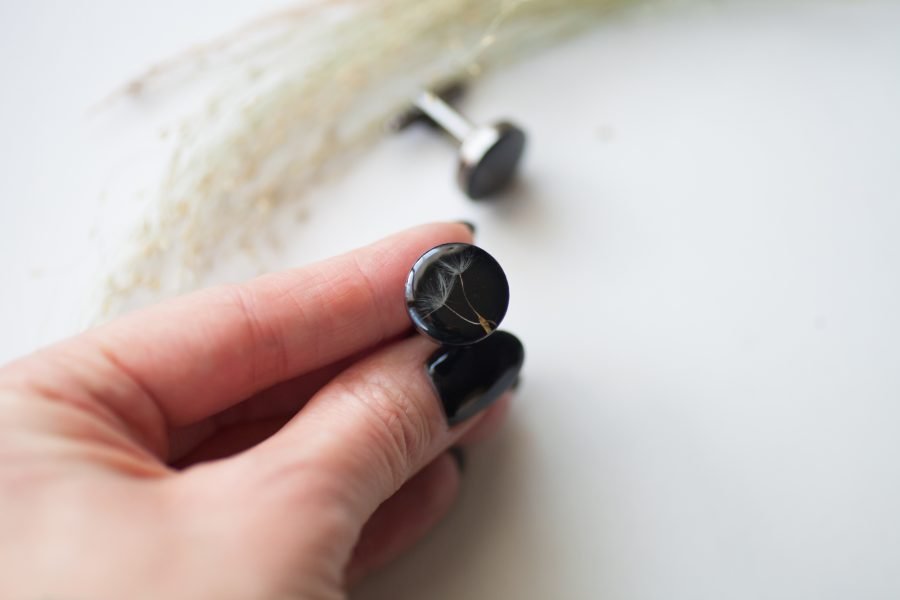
426 330 524 426
456 220 477 235
448 446 466 472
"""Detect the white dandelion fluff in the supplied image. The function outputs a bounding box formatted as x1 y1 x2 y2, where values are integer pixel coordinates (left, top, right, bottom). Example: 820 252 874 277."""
437 248 476 278
415 269 456 318
414 248 496 334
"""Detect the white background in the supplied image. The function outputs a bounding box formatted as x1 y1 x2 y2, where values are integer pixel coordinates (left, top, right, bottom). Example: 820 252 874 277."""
2 1 900 598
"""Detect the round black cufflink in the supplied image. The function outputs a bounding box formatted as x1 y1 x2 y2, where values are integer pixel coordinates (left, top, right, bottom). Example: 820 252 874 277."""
406 243 510 346
392 87 527 200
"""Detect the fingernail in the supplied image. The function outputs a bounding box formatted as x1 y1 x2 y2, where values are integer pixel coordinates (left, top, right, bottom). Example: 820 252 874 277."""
456 220 477 235
448 446 466 472
426 331 524 426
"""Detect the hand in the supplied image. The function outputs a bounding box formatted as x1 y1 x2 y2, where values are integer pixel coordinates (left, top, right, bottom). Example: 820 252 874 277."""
0 223 523 599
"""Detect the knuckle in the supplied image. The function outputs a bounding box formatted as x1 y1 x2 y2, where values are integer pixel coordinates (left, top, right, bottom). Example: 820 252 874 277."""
215 283 290 385
337 368 439 487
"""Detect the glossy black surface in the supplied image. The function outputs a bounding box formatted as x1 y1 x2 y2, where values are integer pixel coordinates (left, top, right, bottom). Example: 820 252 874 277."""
461 123 527 199
426 331 525 426
406 243 509 346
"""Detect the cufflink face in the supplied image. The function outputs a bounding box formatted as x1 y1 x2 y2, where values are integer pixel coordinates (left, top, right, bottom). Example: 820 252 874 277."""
406 243 510 346
392 87 528 200
459 122 527 199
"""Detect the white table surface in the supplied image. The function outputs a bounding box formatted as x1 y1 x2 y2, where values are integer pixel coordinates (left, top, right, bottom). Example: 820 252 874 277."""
2 1 900 598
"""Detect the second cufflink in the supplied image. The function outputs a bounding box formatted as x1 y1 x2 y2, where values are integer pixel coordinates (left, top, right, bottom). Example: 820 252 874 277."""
394 88 527 200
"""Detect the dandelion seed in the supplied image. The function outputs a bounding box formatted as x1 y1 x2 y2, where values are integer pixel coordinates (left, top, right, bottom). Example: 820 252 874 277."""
437 249 475 277
412 248 497 334
415 270 455 317
442 304 485 327
442 249 496 334
414 253 484 328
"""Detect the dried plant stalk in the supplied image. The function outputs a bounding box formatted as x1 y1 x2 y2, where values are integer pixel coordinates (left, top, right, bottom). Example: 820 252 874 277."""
98 0 635 318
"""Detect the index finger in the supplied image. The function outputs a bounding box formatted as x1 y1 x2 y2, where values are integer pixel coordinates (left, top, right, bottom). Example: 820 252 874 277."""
2 223 473 439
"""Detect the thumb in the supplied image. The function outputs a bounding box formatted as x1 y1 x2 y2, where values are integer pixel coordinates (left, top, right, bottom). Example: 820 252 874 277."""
239 331 523 523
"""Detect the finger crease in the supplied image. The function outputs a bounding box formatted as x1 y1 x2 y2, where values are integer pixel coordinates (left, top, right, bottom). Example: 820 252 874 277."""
93 341 170 457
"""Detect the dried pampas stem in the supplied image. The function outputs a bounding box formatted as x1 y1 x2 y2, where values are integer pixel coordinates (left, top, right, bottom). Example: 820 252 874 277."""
98 0 633 318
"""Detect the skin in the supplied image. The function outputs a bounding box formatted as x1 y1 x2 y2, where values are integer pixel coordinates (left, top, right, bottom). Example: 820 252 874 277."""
0 223 512 600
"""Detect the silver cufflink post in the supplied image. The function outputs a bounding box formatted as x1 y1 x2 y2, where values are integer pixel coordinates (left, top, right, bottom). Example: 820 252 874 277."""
392 84 527 200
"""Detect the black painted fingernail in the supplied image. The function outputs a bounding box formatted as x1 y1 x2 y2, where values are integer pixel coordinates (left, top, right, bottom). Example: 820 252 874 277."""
456 220 477 235
426 330 524 426
448 446 466 472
